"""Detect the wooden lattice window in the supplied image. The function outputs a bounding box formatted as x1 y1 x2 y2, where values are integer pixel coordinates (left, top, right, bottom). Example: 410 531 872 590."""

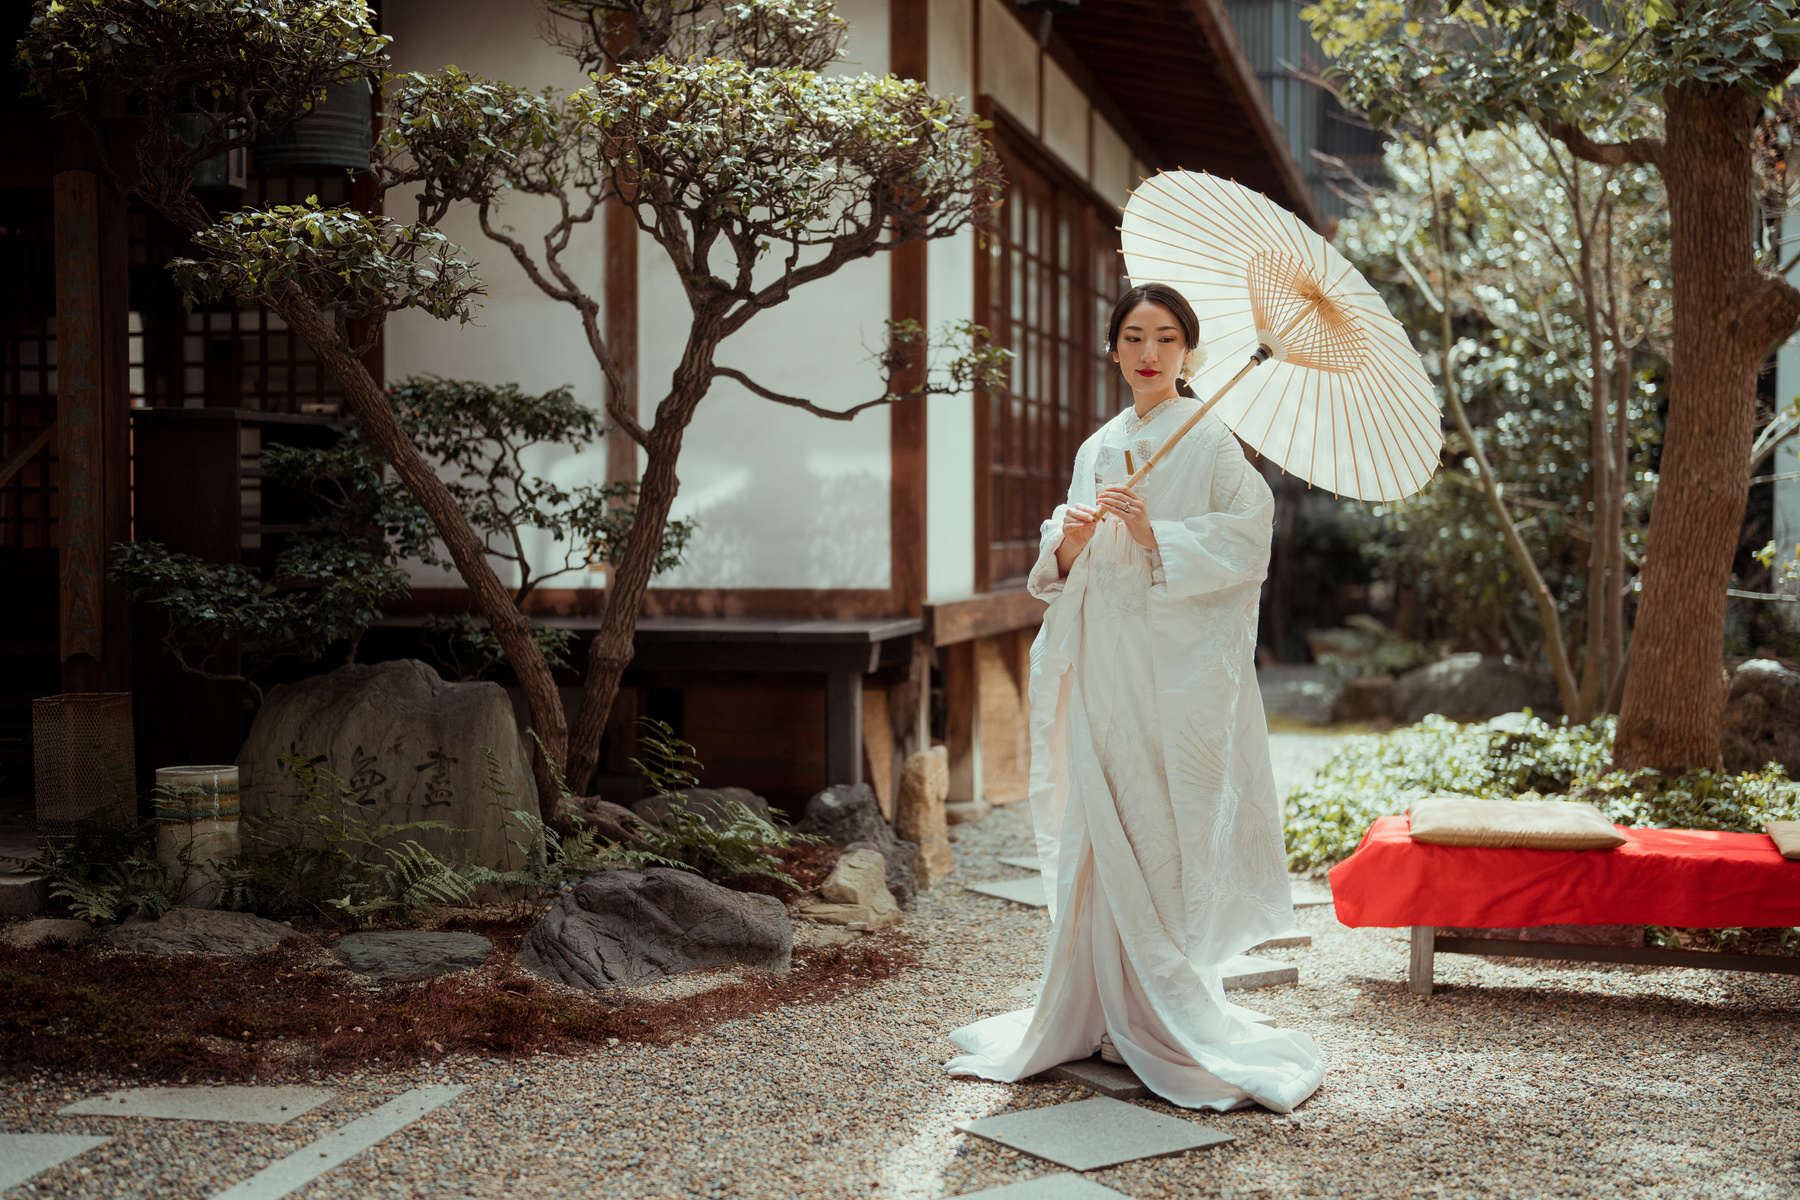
977 121 1129 589
0 188 58 551
131 174 358 414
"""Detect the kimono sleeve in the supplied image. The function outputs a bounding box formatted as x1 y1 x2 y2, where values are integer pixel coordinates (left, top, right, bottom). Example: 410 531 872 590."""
1147 422 1273 600
1026 507 1070 600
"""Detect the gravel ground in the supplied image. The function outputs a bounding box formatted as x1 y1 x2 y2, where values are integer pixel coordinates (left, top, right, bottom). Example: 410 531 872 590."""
5 793 1798 1199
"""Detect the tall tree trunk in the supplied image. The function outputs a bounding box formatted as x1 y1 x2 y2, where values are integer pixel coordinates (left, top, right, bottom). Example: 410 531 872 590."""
1613 83 1800 771
565 332 720 795
1574 181 1610 724
270 289 573 811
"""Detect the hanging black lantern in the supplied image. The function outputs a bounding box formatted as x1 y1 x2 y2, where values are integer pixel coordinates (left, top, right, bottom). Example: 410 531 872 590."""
1015 0 1078 45
252 80 373 175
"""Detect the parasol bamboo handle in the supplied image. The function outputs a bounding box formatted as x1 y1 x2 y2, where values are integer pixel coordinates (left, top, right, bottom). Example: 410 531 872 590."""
1119 343 1272 493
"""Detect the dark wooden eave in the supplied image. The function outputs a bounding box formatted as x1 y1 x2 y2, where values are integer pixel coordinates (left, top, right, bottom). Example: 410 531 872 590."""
1049 0 1325 231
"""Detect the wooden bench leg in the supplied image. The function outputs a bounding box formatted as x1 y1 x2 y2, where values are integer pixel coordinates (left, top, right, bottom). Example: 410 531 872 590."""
1408 925 1435 996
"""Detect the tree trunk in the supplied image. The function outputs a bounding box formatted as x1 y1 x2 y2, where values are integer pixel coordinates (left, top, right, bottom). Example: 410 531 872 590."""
1574 182 1610 724
565 334 720 795
270 290 573 812
1612 83 1800 772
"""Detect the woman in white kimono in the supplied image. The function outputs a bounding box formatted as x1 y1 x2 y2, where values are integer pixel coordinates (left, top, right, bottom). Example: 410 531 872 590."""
946 283 1324 1113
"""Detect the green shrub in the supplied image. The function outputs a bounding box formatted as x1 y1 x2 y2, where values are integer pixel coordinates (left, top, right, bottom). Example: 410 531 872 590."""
1284 714 1800 871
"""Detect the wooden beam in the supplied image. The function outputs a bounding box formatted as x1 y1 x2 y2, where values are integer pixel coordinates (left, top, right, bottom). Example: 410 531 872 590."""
927 588 1046 646
52 169 107 668
889 0 930 619
943 638 981 803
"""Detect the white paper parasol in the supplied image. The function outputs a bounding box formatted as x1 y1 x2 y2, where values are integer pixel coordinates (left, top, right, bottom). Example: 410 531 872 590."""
1118 170 1442 501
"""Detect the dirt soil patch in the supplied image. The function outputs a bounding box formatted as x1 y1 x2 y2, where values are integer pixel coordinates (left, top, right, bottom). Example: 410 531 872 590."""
0 916 915 1082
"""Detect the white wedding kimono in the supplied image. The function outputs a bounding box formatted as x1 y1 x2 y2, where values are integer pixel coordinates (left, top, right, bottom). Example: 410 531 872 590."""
946 397 1324 1113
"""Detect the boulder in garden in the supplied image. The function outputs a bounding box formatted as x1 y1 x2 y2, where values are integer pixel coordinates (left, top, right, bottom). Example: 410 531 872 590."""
800 847 902 928
566 796 656 847
235 660 540 872
1722 658 1800 777
517 868 792 990
895 747 953 886
1391 653 1558 723
794 783 918 907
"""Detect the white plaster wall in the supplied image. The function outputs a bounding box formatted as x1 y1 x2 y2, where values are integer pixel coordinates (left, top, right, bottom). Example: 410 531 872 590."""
1040 58 1088 181
926 0 978 601
980 0 1039 132
1092 116 1133 211
644 0 894 590
381 0 608 591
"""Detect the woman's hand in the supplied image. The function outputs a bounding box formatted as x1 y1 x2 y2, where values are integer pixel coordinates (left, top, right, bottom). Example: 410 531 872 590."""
1054 503 1100 576
1098 485 1157 550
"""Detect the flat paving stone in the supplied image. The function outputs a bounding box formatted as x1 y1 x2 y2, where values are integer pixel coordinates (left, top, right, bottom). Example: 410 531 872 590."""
1044 1055 1148 1100
1252 929 1312 950
1289 878 1332 909
954 1172 1132 1199
966 877 1047 908
995 855 1042 872
955 1095 1232 1171
0 1133 108 1188
333 931 491 981
62 1086 331 1125
212 1085 465 1200
1221 955 1298 991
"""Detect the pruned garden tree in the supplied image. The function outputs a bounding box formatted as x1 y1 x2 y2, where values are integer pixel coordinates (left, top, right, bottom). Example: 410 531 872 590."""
1307 0 1800 772
19 0 1001 820
1323 126 1669 724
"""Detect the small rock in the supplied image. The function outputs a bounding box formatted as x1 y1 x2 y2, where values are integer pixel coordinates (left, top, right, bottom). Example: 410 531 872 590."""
793 923 859 948
945 799 990 826
894 747 953 886
795 784 919 908
5 918 92 948
1392 653 1559 722
104 909 296 957
333 931 492 981
517 868 792 990
1722 658 1800 777
801 848 901 928
1330 676 1394 724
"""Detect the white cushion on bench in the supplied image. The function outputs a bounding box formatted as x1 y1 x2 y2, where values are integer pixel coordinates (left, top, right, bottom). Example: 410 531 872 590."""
1406 796 1625 850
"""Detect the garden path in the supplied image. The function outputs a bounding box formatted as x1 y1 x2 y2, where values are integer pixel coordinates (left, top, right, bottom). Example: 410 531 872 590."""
2 793 1797 1198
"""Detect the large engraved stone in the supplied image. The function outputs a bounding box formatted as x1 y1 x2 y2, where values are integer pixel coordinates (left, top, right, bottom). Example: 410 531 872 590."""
517 868 792 990
235 659 539 870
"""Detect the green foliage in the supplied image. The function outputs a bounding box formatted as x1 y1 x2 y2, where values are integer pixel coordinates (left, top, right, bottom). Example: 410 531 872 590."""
384 377 694 598
211 756 474 925
420 614 577 682
1284 714 1800 871
1330 131 1666 653
628 719 821 889
171 203 484 340
1311 614 1435 680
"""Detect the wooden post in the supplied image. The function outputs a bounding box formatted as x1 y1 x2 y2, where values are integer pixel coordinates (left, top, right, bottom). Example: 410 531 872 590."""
825 669 863 787
1408 925 1435 996
52 167 128 691
943 639 981 803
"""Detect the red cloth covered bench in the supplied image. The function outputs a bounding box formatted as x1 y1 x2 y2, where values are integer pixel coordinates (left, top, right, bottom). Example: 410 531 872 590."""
1328 815 1800 993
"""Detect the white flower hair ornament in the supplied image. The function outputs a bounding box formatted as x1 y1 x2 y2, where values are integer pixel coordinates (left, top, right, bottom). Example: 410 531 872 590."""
1180 343 1209 381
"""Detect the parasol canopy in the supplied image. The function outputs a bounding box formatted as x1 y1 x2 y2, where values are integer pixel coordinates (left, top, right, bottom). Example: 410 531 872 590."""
1118 170 1442 502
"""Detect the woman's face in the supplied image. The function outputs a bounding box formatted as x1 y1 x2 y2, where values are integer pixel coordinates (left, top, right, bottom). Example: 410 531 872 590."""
1111 301 1188 401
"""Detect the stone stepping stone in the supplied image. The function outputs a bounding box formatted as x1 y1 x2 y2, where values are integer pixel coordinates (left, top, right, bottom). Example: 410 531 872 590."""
967 877 1047 908
1252 930 1311 951
211 1085 464 1200
1221 955 1298 991
1289 879 1332 909
956 1095 1232 1171
954 1172 1132 1198
333 931 491 981
1045 1055 1149 1101
996 855 1042 872
62 1086 330 1125
0 1134 108 1189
